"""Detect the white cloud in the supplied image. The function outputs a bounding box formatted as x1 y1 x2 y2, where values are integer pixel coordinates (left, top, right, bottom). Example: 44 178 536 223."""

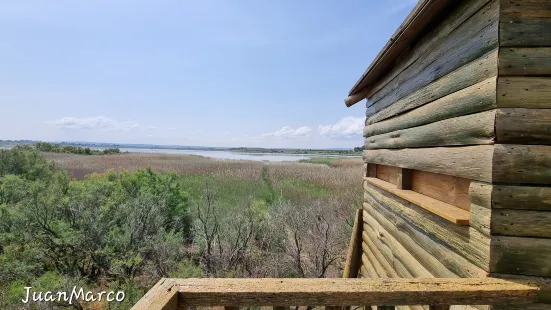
319 116 364 139
49 116 158 134
262 126 312 139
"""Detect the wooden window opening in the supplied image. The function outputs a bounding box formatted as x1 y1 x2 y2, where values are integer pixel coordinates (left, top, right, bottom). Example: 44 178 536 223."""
365 164 470 225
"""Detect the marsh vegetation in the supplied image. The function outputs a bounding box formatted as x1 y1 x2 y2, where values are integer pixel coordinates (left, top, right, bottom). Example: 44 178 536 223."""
0 147 363 309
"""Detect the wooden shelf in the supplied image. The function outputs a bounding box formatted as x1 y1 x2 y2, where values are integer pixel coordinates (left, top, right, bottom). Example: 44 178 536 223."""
364 177 470 225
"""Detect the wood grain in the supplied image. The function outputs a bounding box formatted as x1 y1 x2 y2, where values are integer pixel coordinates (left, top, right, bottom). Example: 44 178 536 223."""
364 183 489 276
496 108 551 145
497 77 551 108
492 210 551 238
376 164 399 185
411 171 471 211
132 278 179 310
500 19 551 47
493 185 551 210
499 48 551 75
493 144 551 184
364 111 496 150
367 0 498 116
364 78 496 137
363 146 494 182
491 236 551 277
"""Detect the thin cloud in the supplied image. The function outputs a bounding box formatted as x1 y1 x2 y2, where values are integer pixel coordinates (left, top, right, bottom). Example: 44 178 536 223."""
319 116 364 139
49 116 158 134
262 126 312 139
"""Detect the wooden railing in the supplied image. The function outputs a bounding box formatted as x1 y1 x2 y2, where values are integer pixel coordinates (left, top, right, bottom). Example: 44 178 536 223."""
131 277 549 309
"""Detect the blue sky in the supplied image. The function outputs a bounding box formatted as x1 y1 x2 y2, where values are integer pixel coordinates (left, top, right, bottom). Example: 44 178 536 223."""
1 0 416 148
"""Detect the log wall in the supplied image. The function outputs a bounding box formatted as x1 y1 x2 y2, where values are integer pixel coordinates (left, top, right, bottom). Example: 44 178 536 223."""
356 0 551 309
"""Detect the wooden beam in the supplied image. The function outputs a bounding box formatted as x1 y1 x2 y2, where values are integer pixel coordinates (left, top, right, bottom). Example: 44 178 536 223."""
364 177 470 225
343 209 363 278
171 278 541 307
397 168 412 190
131 278 179 310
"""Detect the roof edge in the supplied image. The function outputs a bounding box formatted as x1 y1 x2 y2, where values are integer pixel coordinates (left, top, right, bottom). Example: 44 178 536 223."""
345 0 455 107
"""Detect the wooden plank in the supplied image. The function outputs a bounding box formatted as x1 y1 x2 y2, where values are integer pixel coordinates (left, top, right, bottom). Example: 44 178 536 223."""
344 209 363 278
367 0 498 116
491 236 551 277
364 183 489 276
364 111 496 150
499 48 551 75
376 165 399 185
363 0 493 100
363 217 435 278
364 78 496 137
492 210 551 238
493 144 551 184
172 278 541 307
363 145 494 182
493 185 551 211
132 278 179 310
411 171 471 211
397 168 412 190
496 108 551 145
365 177 470 225
497 77 551 109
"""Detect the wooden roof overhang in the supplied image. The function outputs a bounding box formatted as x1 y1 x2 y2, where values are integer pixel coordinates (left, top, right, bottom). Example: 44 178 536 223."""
344 0 457 107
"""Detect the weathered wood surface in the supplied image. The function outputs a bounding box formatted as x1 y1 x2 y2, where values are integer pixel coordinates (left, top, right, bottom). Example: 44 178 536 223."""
364 183 489 276
363 252 388 278
364 0 493 100
493 144 551 184
492 185 551 210
491 236 551 278
468 181 492 237
499 48 551 76
490 304 551 310
367 49 497 124
497 77 551 109
362 239 400 278
346 0 458 106
363 215 436 278
469 181 492 209
344 209 363 279
171 278 541 306
492 210 551 238
364 78 496 137
364 111 495 150
365 178 470 225
367 0 498 117
496 108 551 145
131 278 178 310
377 164 399 185
470 203 491 238
411 170 471 211
500 0 551 47
363 146 494 182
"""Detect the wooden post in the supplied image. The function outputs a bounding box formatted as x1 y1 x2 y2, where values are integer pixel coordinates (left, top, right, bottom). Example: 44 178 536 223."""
397 168 412 190
343 209 363 278
367 163 377 178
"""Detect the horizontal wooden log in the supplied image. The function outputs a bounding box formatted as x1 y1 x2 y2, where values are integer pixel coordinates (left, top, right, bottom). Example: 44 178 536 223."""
171 278 541 306
470 203 491 238
363 146 494 182
365 177 470 225
492 209 551 238
497 77 551 108
367 0 498 117
362 215 435 278
500 0 551 20
364 183 489 276
366 49 497 125
500 19 551 47
491 236 551 277
364 0 493 100
493 185 551 211
499 48 551 75
493 144 551 184
364 111 495 149
364 78 496 137
496 108 551 145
